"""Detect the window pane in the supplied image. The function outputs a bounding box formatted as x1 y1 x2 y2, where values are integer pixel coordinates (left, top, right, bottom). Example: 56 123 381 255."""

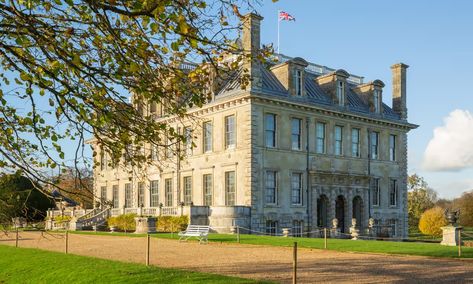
316 123 325 153
265 171 277 204
389 135 396 161
291 118 301 150
371 132 379 159
138 182 144 207
150 180 159 207
225 115 236 149
203 122 212 152
125 183 132 208
351 128 360 157
184 176 192 205
112 185 119 208
225 171 236 206
265 114 276 147
335 126 343 156
165 178 173 206
291 173 302 205
203 174 213 206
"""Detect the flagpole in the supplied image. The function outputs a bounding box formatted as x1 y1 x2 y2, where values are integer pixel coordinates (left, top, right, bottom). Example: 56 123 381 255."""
277 10 280 54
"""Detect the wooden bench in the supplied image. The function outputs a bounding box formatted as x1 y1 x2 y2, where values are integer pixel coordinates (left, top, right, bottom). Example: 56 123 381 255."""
178 225 210 244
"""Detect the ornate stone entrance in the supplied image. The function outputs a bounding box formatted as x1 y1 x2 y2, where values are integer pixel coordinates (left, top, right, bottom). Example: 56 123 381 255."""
317 194 329 228
352 196 363 228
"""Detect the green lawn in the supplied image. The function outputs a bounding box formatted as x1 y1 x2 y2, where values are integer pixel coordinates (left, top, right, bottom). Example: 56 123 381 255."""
69 230 473 259
0 245 269 284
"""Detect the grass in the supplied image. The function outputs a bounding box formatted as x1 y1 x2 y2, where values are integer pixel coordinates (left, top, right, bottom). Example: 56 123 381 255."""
67 230 473 259
0 245 270 284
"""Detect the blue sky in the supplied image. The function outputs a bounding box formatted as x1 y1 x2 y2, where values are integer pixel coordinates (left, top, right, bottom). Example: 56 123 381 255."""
255 0 473 198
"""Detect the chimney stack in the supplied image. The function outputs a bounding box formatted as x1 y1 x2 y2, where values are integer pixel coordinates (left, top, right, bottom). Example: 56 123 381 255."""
241 13 263 91
391 63 409 120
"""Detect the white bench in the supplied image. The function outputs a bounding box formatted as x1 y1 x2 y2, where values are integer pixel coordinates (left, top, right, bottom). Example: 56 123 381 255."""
178 225 210 244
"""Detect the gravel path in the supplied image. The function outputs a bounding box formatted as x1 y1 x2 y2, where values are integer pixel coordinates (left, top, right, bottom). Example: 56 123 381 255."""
1 231 473 283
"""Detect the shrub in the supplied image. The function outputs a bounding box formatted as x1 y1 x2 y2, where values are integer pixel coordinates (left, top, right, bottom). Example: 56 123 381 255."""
157 216 188 232
418 207 448 237
54 216 72 223
107 214 136 232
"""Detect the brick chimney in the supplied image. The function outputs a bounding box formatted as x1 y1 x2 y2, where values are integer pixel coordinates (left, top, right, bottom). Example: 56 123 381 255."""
391 63 409 120
241 13 263 91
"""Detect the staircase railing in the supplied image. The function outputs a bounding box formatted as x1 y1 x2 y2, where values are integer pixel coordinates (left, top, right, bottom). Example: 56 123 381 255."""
76 207 110 228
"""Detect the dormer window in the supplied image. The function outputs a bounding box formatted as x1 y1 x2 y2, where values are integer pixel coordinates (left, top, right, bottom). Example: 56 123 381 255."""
373 89 381 113
294 69 302 96
337 81 345 105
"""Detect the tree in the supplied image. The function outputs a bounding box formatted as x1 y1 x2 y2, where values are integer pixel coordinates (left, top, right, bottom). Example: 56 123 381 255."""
0 171 53 223
454 191 473 226
418 207 447 237
408 174 438 231
52 168 94 208
0 1 271 197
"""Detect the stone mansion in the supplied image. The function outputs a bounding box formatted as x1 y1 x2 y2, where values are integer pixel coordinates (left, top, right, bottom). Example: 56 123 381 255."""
93 13 417 238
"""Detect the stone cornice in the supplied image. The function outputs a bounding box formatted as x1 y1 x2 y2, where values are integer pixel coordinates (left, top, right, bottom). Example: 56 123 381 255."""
249 93 418 130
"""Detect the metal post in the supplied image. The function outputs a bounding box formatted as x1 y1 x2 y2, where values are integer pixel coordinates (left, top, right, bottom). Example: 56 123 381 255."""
237 226 240 243
65 231 69 254
293 242 297 284
458 228 462 257
146 234 150 266
15 227 19 248
324 228 327 249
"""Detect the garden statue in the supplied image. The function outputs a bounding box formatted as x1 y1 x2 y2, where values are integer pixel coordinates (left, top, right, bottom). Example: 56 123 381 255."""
349 218 360 240
332 218 339 229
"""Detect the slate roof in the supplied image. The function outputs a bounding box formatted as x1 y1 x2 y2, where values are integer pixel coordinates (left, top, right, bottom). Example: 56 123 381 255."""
218 66 402 122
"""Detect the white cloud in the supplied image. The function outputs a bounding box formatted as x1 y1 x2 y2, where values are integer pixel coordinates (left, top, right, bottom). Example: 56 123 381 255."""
423 109 473 171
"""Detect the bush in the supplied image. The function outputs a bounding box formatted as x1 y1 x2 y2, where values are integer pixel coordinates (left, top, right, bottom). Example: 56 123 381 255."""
157 216 188 232
418 207 448 237
53 216 72 223
107 214 136 232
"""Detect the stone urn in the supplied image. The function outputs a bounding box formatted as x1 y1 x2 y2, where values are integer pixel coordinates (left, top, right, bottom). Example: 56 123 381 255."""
282 228 291 237
445 209 460 226
230 226 237 235
349 218 360 240
109 226 117 233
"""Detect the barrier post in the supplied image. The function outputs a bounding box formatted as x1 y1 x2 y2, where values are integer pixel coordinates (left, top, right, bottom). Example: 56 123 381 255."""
293 241 297 284
237 226 240 243
65 231 69 254
458 229 462 257
15 227 19 248
324 228 327 249
146 234 150 266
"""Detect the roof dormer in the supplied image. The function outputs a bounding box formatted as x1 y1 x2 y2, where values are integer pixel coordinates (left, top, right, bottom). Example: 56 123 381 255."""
314 69 349 106
352 79 385 114
270 57 308 97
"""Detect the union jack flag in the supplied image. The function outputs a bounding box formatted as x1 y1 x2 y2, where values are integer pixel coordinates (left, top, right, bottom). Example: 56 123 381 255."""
279 11 295 21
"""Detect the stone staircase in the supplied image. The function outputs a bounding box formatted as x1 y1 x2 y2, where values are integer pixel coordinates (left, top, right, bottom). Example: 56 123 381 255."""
69 207 111 231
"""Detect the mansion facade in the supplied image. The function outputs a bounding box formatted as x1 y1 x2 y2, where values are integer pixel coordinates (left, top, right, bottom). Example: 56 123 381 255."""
93 13 417 238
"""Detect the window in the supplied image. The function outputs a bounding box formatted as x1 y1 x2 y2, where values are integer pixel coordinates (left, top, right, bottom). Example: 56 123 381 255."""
294 69 302 96
185 127 193 156
265 171 277 205
316 122 326 154
373 90 380 113
203 174 213 206
203 121 213 152
370 131 379 159
150 180 159 207
265 114 276 148
150 145 159 161
337 81 344 105
266 220 278 236
225 115 236 149
291 173 302 205
292 220 303 237
165 135 172 159
183 176 192 205
100 152 107 171
389 180 398 206
101 186 107 203
334 126 343 156
351 128 360 157
388 219 397 237
225 171 236 206
389 135 396 161
372 178 380 206
165 178 173 207
112 185 119 208
149 102 157 114
291 118 302 150
138 182 145 207
125 183 132 208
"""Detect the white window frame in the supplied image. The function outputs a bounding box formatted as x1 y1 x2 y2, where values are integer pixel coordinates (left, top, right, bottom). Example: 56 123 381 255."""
225 171 236 206
124 183 132 208
351 128 360 157
150 180 159 207
137 182 145 207
165 178 173 207
291 173 303 205
265 171 277 205
389 134 396 161
292 220 303 237
101 186 107 203
266 220 278 236
372 178 380 206
291 118 302 150
334 125 343 156
183 176 192 205
203 121 213 153
112 185 119 208
225 115 236 149
316 122 326 154
389 179 398 207
265 113 277 148
370 131 379 160
203 174 213 206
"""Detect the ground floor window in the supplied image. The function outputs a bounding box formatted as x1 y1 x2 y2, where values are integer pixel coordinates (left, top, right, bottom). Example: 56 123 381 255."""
165 178 173 206
266 220 278 236
112 185 119 208
203 174 212 206
137 182 145 207
101 186 107 204
388 219 397 237
292 220 303 237
150 180 159 207
183 176 192 205
125 183 132 208
225 171 236 206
